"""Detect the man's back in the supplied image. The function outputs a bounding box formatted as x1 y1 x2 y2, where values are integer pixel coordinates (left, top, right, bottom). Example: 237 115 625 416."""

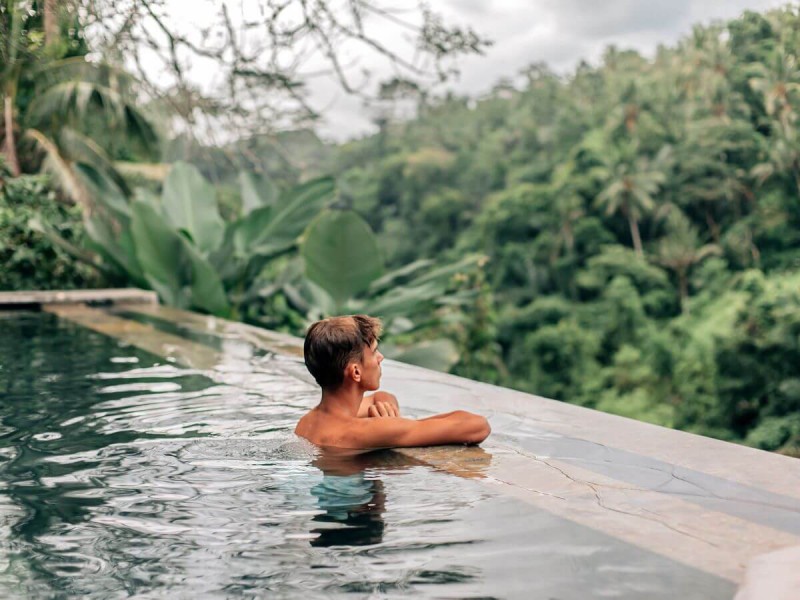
295 409 353 448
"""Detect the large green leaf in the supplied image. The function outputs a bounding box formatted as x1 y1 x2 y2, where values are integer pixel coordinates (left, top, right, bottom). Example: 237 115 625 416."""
232 205 272 256
362 254 481 320
74 163 130 220
300 279 338 317
365 280 445 321
84 214 146 285
208 224 245 287
162 161 224 255
368 258 434 295
131 201 186 306
234 176 334 255
386 339 459 372
133 187 163 214
411 253 482 286
62 128 132 196
181 239 231 316
241 256 305 304
302 210 384 307
130 200 229 315
239 171 278 216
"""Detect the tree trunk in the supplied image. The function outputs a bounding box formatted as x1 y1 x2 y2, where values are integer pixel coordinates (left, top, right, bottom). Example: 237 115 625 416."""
627 210 644 257
678 269 689 314
44 0 59 47
3 94 21 176
705 206 720 244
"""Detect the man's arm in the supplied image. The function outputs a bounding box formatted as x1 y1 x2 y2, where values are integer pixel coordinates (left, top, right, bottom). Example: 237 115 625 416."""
350 410 490 449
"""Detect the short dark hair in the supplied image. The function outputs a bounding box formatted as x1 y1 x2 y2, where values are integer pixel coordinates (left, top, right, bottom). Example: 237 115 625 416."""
304 315 383 390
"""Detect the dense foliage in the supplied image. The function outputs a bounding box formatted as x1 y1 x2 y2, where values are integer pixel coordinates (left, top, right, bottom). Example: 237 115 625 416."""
318 8 800 455
0 164 101 290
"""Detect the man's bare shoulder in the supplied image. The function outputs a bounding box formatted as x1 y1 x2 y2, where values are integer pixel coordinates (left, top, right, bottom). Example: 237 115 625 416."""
295 409 361 448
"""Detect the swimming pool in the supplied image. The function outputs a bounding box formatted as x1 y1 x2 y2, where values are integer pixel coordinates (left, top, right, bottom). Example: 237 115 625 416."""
0 302 796 598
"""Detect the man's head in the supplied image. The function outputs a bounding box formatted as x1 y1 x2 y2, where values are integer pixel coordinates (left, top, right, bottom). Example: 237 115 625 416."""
304 315 384 392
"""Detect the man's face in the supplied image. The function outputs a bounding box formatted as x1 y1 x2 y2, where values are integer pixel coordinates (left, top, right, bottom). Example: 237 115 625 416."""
358 340 384 391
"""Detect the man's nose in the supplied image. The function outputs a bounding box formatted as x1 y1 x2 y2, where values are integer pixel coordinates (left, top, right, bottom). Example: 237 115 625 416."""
377 352 384 363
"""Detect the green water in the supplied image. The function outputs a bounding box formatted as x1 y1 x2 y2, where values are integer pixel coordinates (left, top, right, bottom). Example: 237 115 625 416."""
0 311 734 598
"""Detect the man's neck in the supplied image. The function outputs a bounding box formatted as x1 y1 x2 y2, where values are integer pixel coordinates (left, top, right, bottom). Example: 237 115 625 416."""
317 384 364 418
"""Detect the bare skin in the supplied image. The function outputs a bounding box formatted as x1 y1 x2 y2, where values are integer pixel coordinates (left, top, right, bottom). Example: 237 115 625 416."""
295 340 491 450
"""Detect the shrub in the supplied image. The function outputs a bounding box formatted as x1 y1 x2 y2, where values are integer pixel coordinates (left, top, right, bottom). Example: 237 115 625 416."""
0 173 103 291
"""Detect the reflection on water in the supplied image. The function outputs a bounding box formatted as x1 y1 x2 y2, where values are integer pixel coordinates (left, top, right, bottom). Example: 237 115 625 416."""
308 450 439 547
310 476 386 547
310 461 386 546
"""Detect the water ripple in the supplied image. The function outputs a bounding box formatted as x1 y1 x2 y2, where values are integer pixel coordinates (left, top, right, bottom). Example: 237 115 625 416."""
0 312 734 599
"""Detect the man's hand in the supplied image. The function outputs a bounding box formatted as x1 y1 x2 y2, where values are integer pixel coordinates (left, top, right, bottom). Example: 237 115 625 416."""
358 391 400 418
368 401 399 418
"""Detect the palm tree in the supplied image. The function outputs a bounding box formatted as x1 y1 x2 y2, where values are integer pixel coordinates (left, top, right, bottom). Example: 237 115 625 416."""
23 59 158 210
749 47 800 127
752 117 800 195
1 1 157 211
43 0 59 47
548 161 585 262
683 24 741 114
593 141 671 256
655 210 720 312
678 116 757 240
0 0 28 176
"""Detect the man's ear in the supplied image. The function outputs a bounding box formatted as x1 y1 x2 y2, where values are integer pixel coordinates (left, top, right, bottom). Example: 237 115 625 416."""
346 362 361 383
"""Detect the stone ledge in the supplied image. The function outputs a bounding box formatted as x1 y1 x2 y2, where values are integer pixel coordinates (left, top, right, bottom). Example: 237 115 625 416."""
0 288 158 308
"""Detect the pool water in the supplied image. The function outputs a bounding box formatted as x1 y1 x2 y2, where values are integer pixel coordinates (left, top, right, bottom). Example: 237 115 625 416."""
0 312 735 598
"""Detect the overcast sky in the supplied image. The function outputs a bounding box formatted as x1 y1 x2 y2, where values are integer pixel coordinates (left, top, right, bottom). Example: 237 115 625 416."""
302 0 790 141
156 1 792 142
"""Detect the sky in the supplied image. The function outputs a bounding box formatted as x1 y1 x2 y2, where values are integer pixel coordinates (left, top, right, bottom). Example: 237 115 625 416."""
157 0 793 142
304 0 791 141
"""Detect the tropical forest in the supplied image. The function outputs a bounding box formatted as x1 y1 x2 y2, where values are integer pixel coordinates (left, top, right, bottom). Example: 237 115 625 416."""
2 2 800 457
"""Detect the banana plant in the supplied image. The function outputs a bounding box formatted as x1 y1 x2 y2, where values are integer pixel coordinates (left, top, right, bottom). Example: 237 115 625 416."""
288 209 483 371
36 161 334 317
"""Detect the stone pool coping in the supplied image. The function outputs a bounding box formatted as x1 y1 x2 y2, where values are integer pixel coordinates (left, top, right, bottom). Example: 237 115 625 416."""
18 291 800 595
0 288 157 308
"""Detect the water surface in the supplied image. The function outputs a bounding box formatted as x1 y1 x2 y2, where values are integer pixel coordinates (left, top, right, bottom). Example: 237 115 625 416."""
0 312 734 598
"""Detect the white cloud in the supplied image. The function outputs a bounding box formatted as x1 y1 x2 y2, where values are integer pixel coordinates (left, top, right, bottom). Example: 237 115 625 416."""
545 0 692 36
311 0 790 140
156 0 792 141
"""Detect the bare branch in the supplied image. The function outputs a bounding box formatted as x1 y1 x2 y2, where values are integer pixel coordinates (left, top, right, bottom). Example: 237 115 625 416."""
78 0 491 139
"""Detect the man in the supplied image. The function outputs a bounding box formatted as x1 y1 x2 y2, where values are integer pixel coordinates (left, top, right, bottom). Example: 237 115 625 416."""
295 315 491 449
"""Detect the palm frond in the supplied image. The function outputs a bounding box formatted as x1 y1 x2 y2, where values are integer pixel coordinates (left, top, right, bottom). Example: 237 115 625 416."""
24 128 92 211
58 127 132 196
123 104 160 151
30 57 137 89
26 81 124 127
25 78 160 158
